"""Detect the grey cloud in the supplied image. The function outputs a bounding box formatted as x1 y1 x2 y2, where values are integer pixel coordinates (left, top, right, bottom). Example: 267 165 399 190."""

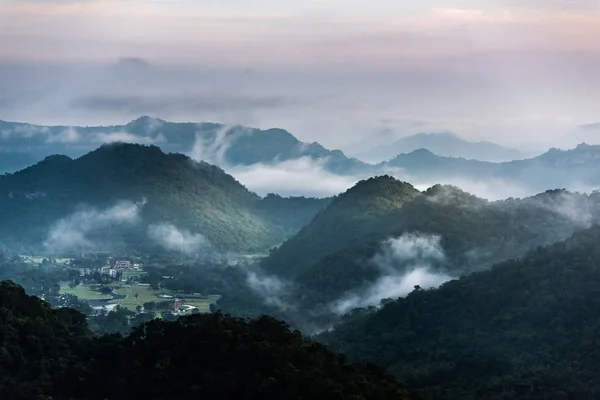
69 93 301 114
581 123 600 130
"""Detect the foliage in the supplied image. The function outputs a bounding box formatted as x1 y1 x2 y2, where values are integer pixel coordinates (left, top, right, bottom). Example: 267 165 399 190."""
320 225 600 399
0 280 422 400
0 143 328 254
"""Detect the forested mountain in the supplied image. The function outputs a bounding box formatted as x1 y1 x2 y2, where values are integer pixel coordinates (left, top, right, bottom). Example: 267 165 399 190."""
359 132 524 162
238 177 600 331
0 117 368 174
320 225 600 399
382 143 600 193
0 143 329 254
0 280 423 400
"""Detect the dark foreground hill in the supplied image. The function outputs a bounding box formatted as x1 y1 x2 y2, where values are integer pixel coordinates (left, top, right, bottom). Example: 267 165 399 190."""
0 143 329 254
320 225 600 399
0 280 422 400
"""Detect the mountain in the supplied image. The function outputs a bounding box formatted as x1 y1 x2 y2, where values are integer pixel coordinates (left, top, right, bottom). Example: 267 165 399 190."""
381 143 600 193
0 117 369 175
238 177 600 331
0 143 329 254
0 280 423 400
320 225 600 399
360 132 525 162
260 176 422 278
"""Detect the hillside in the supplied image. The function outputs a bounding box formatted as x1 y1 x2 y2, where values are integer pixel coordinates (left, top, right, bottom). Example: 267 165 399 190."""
0 143 329 254
320 225 600 399
261 176 422 277
0 280 423 400
360 132 524 162
0 117 369 174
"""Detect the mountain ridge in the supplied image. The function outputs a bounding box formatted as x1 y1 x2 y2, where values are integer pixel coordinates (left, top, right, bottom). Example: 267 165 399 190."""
359 131 525 162
0 142 330 254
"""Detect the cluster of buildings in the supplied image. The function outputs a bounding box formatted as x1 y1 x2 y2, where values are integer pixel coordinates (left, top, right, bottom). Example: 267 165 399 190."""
78 259 142 281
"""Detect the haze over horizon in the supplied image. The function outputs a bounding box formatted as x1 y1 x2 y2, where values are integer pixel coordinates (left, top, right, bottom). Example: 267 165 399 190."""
0 0 599 155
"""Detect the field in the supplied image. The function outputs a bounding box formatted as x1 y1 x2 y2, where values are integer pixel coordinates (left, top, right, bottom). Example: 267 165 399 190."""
110 285 219 313
121 270 147 280
59 283 112 300
60 282 219 314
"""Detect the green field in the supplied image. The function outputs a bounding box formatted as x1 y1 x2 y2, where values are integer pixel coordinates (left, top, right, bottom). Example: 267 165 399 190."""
121 270 147 279
59 283 112 300
110 285 219 313
59 282 220 314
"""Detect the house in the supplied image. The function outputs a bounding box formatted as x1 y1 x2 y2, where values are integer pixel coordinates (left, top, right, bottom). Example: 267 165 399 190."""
115 260 131 269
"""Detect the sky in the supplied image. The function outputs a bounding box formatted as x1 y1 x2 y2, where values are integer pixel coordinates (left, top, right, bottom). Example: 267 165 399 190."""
0 0 599 154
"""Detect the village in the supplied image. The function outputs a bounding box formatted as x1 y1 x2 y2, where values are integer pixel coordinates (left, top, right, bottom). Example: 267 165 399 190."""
23 253 219 318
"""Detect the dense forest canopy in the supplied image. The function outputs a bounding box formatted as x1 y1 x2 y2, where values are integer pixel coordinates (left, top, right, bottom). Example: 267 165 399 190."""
0 280 422 400
320 225 600 399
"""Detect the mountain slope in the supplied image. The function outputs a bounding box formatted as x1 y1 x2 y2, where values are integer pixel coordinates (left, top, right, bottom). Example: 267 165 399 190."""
0 280 423 400
361 132 524 162
0 143 329 253
320 225 600 399
0 117 369 174
261 176 422 277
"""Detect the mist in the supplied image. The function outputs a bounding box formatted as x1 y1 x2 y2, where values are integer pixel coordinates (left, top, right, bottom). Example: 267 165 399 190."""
331 233 454 314
246 271 295 312
229 157 361 198
147 223 210 255
44 199 145 253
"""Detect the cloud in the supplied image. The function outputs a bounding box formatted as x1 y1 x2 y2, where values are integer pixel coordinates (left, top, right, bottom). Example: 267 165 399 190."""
331 233 454 314
246 271 294 312
45 127 80 143
147 223 210 254
189 125 251 165
44 199 145 252
69 93 298 114
228 157 361 197
412 177 533 201
93 131 165 145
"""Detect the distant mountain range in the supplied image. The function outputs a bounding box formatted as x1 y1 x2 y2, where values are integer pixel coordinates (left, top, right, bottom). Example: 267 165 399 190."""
381 143 600 194
358 132 526 162
0 117 368 175
0 143 329 254
2 117 600 198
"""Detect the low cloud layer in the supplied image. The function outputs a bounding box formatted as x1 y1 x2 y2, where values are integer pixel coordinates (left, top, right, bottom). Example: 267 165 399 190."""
229 157 361 198
331 233 454 314
147 223 210 254
246 271 294 312
45 199 145 253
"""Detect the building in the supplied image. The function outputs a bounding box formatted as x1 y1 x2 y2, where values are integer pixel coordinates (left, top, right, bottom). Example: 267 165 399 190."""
115 260 131 269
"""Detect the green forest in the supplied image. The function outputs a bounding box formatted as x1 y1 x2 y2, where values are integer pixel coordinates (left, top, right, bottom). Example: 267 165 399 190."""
320 225 600 399
0 280 423 400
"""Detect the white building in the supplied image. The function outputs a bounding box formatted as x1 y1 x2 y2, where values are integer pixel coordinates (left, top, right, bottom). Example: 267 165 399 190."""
115 260 131 269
